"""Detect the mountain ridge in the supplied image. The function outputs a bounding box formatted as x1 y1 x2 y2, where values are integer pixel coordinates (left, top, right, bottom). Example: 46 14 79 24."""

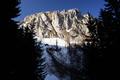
20 9 93 46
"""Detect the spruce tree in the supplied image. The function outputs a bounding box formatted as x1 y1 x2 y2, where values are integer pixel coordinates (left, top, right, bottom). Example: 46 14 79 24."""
83 13 100 80
0 0 45 80
17 27 47 80
18 27 36 80
35 42 46 80
98 0 120 79
0 0 20 80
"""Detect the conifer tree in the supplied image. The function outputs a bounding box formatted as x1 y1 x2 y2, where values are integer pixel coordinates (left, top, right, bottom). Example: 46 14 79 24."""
0 0 45 80
0 0 20 80
83 13 100 80
35 42 46 80
98 0 120 79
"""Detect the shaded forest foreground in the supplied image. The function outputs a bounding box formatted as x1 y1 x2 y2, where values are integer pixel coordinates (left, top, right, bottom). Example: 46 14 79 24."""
0 0 120 80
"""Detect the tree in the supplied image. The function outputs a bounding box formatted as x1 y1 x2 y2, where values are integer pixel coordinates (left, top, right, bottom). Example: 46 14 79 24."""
16 27 46 80
98 0 120 79
99 0 120 51
17 27 37 80
0 0 20 80
82 13 100 80
0 0 45 80
35 42 46 80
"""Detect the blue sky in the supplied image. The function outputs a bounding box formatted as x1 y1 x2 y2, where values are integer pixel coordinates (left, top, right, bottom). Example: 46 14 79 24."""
17 0 105 20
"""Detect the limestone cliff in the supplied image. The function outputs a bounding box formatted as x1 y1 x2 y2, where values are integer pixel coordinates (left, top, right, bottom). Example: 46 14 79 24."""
20 9 92 45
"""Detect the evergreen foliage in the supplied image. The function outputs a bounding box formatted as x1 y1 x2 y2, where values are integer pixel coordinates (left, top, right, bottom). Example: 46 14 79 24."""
97 0 120 79
35 42 46 80
83 13 100 80
0 0 45 80
0 0 20 80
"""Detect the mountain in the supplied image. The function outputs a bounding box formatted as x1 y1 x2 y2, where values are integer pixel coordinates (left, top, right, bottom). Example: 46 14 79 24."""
20 9 93 80
20 9 92 45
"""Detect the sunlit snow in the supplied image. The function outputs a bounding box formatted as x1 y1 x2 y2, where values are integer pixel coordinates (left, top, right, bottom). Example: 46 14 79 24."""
41 38 68 47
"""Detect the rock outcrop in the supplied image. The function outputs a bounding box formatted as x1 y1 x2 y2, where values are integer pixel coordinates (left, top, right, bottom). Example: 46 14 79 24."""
20 9 92 45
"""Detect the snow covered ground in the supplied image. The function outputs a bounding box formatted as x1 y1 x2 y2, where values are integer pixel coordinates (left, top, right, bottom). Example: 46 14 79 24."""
38 38 84 80
41 38 68 47
45 74 59 80
39 38 70 80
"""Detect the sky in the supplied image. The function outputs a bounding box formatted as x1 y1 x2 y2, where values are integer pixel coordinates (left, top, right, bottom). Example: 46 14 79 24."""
16 0 105 20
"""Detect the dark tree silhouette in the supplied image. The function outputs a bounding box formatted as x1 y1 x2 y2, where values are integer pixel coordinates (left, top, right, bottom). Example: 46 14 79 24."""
16 26 46 80
35 42 46 80
82 13 100 80
68 44 88 80
16 27 37 80
97 0 120 79
0 0 20 80
0 0 45 80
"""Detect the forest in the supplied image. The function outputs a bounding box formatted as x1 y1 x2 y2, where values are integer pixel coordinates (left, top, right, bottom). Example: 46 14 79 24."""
0 0 120 80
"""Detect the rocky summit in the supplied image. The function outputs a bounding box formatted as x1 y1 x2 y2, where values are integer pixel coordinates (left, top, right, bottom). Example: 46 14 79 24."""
20 9 92 46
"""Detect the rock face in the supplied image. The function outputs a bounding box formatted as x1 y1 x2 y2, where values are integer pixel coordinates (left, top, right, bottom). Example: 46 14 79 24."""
20 9 93 80
20 9 91 45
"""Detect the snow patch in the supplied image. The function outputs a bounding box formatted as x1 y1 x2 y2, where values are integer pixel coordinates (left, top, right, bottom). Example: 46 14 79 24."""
41 38 68 47
45 74 59 80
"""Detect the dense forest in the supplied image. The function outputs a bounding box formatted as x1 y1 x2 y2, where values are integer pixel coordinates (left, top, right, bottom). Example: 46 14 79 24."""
0 0 119 80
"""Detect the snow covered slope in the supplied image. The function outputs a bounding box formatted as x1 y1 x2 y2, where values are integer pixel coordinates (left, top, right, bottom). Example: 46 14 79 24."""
20 9 93 80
